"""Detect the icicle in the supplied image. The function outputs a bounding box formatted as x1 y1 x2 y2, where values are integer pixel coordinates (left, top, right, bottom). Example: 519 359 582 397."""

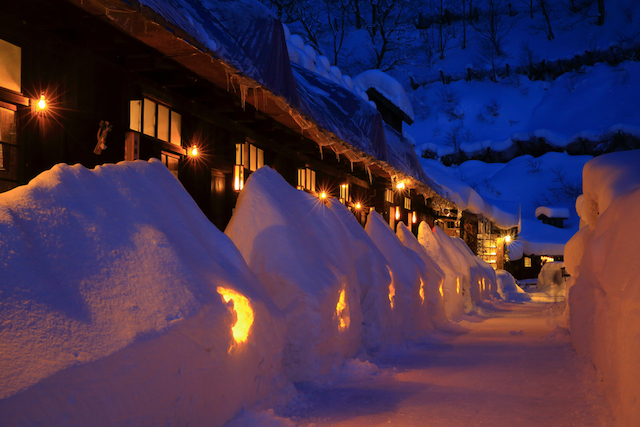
319 145 323 160
350 160 353 172
240 84 247 111
366 165 372 184
335 150 340 162
225 68 230 92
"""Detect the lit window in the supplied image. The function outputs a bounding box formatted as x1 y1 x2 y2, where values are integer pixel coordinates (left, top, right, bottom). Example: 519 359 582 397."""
404 197 411 210
297 167 316 192
237 140 263 172
131 98 181 146
161 151 179 180
340 184 350 204
385 188 394 203
524 257 532 268
0 39 21 93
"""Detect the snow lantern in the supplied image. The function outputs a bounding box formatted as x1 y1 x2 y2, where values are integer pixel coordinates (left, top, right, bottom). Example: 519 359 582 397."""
225 166 363 381
0 160 290 427
365 210 426 340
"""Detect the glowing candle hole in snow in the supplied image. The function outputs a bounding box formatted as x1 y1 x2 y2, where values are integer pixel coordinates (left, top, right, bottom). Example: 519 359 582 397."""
439 281 444 298
456 277 460 294
419 278 425 304
216 287 254 344
387 267 396 309
336 287 350 330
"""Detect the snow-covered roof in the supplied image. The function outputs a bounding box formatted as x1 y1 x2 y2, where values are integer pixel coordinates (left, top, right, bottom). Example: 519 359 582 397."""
535 206 570 219
353 70 415 122
138 0 300 107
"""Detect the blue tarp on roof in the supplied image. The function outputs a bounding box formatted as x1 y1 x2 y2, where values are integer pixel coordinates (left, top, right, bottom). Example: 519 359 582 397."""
385 124 444 195
292 63 388 162
140 0 299 107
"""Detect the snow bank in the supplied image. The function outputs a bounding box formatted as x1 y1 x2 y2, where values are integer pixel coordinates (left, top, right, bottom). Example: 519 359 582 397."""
396 222 447 328
496 270 531 302
417 222 465 320
364 211 425 339
451 237 498 303
225 167 362 381
567 150 640 426
326 200 394 352
0 160 289 426
581 149 640 228
353 69 415 121
536 261 567 300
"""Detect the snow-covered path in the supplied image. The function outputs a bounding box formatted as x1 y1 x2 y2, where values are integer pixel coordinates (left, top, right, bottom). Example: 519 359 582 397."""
282 301 611 427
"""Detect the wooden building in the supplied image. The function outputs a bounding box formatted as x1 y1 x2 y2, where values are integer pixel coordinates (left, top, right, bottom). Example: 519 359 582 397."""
0 0 451 233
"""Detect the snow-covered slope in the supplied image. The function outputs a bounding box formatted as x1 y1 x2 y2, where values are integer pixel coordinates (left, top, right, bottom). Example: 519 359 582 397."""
0 160 290 426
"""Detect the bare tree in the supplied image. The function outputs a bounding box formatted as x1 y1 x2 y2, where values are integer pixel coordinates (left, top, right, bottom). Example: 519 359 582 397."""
596 0 604 25
537 0 554 40
471 0 513 56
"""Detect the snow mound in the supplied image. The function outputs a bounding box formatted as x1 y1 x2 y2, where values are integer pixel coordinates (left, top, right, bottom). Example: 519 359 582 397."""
581 149 640 228
537 262 566 297
0 160 289 426
418 223 466 319
225 166 362 382
396 222 447 328
364 211 424 339
496 270 531 302
353 69 415 121
327 200 394 352
567 150 640 425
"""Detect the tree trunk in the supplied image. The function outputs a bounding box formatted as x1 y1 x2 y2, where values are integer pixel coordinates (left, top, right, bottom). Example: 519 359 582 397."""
597 0 605 25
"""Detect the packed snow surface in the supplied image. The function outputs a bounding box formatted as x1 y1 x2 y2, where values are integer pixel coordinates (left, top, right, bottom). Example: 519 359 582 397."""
567 149 640 426
0 160 290 426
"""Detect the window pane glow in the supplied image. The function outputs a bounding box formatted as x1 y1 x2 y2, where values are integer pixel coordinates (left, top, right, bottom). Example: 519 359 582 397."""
143 99 156 137
157 104 169 142
170 111 181 145
129 100 142 132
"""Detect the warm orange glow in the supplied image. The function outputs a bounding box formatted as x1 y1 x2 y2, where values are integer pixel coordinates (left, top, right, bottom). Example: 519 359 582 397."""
355 202 362 210
439 281 444 298
320 191 328 200
504 235 512 243
456 277 460 294
481 278 485 291
395 207 400 221
336 287 350 330
216 287 254 344
190 145 198 156
396 181 405 190
419 278 425 304
412 211 417 224
233 165 244 191
388 267 396 309
37 94 46 111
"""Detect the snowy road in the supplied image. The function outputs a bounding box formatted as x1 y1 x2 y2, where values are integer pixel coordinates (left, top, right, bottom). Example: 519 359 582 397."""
281 300 611 427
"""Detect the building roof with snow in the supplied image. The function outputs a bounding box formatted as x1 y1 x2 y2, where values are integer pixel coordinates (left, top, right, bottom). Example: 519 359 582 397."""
535 206 570 219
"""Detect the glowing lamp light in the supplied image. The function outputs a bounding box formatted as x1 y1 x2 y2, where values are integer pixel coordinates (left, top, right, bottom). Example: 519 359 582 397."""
336 287 350 330
216 287 254 345
396 181 405 190
412 211 417 224
395 207 400 221
189 145 198 157
36 94 47 111
504 235 512 243
355 202 362 210
233 165 244 191
319 191 328 200
419 279 425 304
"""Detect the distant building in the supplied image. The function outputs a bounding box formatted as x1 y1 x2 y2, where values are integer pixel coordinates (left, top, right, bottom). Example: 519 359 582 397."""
535 206 569 228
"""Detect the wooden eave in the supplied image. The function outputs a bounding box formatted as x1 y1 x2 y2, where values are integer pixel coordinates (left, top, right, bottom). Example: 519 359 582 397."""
64 0 452 206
